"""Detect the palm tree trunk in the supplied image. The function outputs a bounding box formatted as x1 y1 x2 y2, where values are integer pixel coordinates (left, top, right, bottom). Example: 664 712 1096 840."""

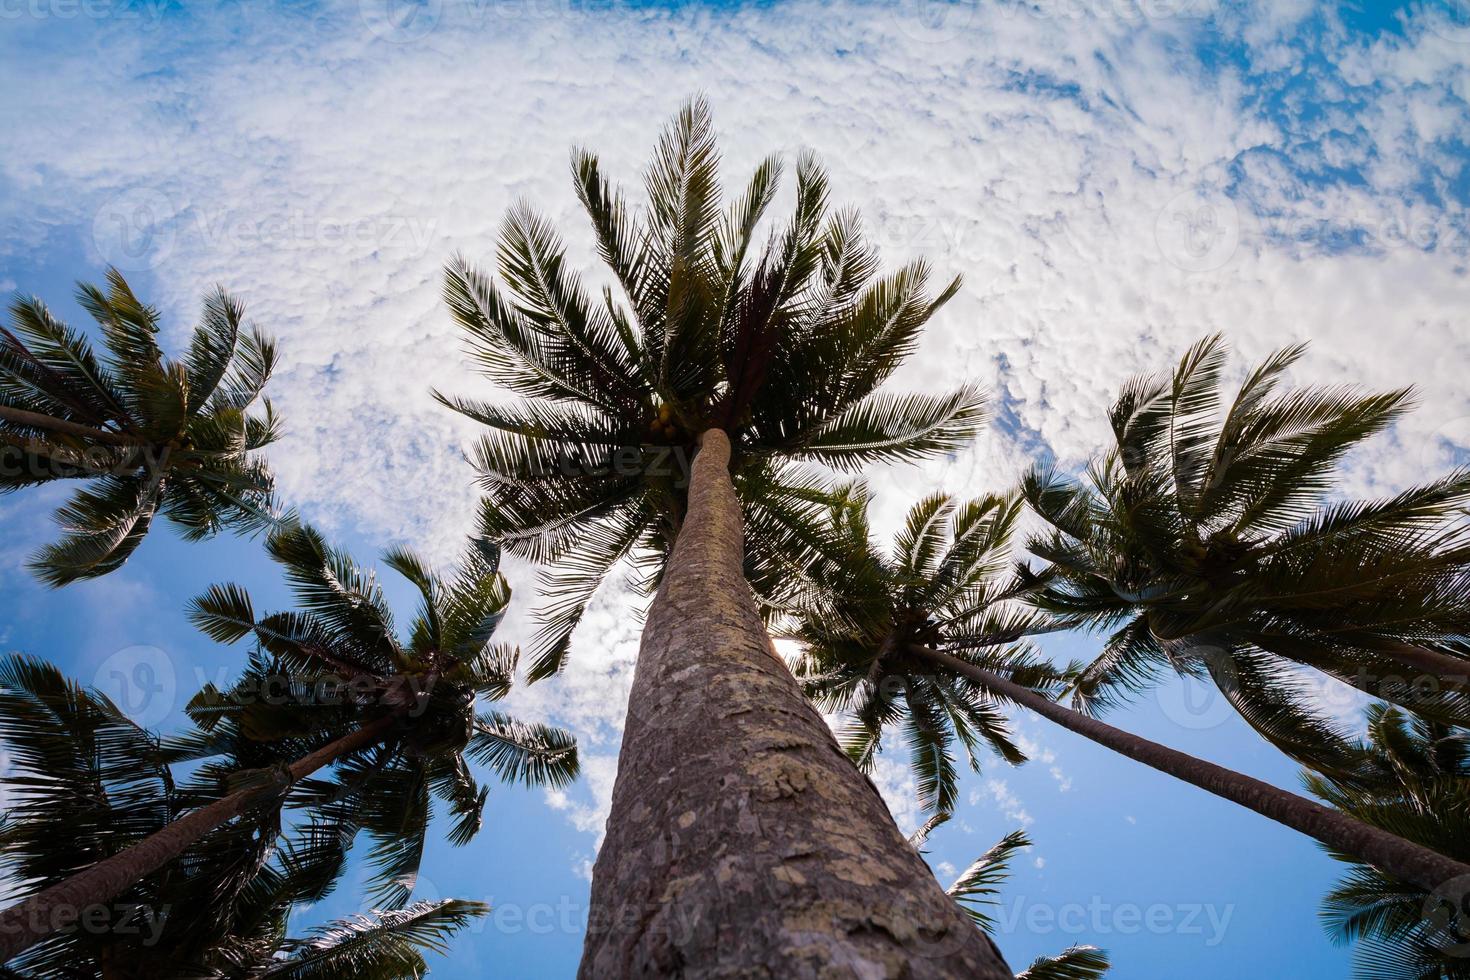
1368 640 1470 694
913 645 1470 894
0 715 397 961
579 429 1011 978
0 405 132 446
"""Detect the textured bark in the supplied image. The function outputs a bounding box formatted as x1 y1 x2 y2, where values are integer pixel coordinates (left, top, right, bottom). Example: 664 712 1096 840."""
0 715 396 961
579 430 1011 979
0 405 132 445
916 645 1470 895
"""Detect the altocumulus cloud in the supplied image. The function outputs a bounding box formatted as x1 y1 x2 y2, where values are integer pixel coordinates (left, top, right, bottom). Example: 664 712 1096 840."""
2 0 1469 844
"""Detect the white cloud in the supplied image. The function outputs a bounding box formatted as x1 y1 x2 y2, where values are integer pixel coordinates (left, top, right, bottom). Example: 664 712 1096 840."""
981 778 1034 829
2 0 1467 842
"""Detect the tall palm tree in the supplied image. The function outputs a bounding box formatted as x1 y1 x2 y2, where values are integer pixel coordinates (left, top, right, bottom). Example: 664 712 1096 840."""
1024 335 1470 772
0 270 282 585
440 98 1008 974
1308 706 1470 979
786 487 1470 894
0 652 489 978
0 525 577 960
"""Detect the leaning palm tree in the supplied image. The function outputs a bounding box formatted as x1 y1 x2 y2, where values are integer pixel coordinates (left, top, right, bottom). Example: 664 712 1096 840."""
1025 335 1470 772
0 525 577 960
1308 706 1470 980
0 269 282 585
913 823 1110 980
786 487 1470 894
0 653 489 978
440 98 1006 974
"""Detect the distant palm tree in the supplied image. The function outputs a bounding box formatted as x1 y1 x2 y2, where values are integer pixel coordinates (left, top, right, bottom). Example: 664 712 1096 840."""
1025 335 1470 771
441 97 1006 975
0 652 488 978
1308 706 1470 980
909 817 1111 980
786 487 1056 814
786 487 1470 894
0 269 281 585
0 525 577 960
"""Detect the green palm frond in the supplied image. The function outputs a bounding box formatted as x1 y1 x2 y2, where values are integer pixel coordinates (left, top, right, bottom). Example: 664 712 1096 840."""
2 270 281 585
1015 946 1112 980
947 829 1031 933
468 711 581 788
262 900 489 980
440 97 985 677
783 489 1061 814
1026 335 1470 764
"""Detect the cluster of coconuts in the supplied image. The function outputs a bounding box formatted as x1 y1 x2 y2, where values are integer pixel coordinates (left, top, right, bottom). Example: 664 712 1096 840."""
648 402 679 442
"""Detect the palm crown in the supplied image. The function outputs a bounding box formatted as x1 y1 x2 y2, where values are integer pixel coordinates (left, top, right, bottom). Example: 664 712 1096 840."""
0 653 487 979
183 524 579 907
1308 705 1470 980
1024 335 1470 768
783 486 1066 814
437 97 985 678
0 269 281 586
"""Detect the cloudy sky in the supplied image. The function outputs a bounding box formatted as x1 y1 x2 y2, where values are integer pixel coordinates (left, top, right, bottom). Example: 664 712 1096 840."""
3 0 1469 976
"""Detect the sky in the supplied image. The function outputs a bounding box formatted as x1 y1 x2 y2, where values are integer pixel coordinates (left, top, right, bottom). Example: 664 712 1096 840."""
2 0 1470 976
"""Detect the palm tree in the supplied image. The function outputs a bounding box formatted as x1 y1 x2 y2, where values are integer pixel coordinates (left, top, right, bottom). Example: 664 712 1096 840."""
0 652 489 978
440 98 1007 974
786 486 1057 815
1024 335 1470 771
785 487 1470 894
1308 706 1470 979
0 525 578 960
0 269 282 585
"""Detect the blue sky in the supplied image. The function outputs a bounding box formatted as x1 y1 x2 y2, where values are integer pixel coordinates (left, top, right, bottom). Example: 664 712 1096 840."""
4 1 1470 976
